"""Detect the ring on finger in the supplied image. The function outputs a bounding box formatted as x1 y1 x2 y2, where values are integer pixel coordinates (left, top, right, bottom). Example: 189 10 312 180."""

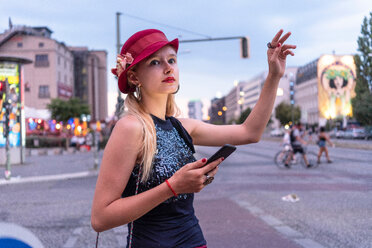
204 174 214 185
267 42 276 49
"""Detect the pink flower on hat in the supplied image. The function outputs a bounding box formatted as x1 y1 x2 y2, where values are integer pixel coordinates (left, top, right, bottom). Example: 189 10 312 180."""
111 52 134 77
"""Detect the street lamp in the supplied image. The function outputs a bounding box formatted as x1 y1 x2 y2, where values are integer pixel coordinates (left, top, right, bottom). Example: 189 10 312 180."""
115 12 124 120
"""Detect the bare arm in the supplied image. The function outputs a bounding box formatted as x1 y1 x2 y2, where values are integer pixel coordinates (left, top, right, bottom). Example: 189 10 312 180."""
181 30 296 146
91 115 222 232
91 115 173 232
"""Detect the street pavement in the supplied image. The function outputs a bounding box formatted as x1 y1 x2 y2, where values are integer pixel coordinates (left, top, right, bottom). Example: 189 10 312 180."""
0 139 371 248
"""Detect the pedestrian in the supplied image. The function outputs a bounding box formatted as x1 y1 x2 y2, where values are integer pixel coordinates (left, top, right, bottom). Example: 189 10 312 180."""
91 28 296 247
317 126 334 164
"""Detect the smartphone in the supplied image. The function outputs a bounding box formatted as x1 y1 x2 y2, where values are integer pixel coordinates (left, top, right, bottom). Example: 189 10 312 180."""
205 144 237 165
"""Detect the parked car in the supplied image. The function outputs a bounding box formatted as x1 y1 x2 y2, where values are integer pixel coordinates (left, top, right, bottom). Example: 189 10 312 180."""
335 130 345 139
364 126 372 140
344 128 365 139
270 128 284 137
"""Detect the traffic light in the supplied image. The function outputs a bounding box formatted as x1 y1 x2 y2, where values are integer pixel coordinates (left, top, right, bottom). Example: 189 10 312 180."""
240 37 249 58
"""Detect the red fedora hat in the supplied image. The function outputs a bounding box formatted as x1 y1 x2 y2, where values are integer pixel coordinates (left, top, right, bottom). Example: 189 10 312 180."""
111 29 179 94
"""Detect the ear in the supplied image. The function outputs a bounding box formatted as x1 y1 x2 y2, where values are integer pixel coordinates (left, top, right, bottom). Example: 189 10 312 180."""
127 70 140 86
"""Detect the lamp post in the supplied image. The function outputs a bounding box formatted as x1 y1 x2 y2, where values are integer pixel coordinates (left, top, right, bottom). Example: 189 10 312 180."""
289 73 295 124
114 12 124 120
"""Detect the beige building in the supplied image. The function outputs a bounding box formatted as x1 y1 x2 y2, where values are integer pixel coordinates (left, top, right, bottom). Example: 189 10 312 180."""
0 25 107 120
295 59 319 125
219 67 298 127
69 47 108 121
224 81 247 123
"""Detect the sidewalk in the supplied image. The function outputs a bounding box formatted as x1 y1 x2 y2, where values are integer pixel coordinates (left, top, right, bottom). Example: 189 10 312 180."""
1 136 370 185
0 150 102 185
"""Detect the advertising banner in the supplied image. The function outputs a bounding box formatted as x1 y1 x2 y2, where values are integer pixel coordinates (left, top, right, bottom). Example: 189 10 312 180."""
317 55 356 120
0 62 21 147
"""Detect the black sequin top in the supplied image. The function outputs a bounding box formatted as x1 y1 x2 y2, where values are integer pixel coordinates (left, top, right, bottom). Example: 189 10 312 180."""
122 114 206 248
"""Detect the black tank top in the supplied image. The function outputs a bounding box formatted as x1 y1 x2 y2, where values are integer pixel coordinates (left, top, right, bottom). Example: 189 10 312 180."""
122 115 206 248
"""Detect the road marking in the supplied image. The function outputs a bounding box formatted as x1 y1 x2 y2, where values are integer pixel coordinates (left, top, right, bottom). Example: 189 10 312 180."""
232 196 325 248
0 171 98 186
294 238 326 248
62 236 78 248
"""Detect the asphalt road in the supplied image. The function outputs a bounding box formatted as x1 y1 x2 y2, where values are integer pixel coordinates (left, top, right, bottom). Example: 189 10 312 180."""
0 140 371 248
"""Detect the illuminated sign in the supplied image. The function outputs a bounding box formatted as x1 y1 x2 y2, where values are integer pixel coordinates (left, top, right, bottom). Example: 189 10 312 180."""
317 55 356 119
0 62 21 147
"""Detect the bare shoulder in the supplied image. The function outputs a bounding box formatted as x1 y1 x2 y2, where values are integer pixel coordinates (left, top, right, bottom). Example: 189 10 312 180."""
113 115 143 136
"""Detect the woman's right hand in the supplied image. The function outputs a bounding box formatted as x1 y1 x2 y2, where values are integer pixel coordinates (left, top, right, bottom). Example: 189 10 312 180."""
167 158 223 194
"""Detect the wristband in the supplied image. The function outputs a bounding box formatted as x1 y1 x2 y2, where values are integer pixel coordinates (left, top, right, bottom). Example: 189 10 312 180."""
165 179 178 197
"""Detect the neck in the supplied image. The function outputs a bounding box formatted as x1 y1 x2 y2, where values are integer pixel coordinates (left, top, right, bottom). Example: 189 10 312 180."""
141 93 168 120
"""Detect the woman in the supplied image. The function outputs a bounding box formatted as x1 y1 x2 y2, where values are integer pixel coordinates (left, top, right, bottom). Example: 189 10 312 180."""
91 29 296 248
317 126 334 164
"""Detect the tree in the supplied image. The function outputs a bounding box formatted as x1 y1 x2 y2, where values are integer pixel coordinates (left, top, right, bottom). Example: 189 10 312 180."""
275 101 301 126
351 12 372 126
47 98 90 122
236 107 252 124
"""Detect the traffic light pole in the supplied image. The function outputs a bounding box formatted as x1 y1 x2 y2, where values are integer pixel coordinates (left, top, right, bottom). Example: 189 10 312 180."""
179 36 250 58
4 101 11 179
115 12 124 120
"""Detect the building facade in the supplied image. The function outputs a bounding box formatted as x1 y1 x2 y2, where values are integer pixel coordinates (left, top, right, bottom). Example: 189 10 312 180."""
295 55 357 127
70 47 107 121
208 97 226 124
188 99 203 120
0 26 74 110
224 81 247 123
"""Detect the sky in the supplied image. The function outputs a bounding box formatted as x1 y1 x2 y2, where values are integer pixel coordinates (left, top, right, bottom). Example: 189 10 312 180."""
1 0 371 118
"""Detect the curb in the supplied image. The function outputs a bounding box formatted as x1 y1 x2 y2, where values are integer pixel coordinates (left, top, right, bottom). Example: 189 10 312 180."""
0 170 99 186
25 147 94 157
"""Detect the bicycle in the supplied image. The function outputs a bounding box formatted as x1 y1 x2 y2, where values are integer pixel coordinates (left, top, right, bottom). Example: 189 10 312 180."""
274 144 319 169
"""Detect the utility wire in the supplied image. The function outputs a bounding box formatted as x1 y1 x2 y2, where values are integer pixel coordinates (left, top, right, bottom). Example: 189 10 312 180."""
121 12 212 39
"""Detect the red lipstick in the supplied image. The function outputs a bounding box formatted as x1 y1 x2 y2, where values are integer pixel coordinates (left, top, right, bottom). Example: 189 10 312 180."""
162 77 175 83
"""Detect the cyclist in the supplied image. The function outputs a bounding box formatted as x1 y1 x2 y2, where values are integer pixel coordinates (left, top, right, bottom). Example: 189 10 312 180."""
285 123 313 168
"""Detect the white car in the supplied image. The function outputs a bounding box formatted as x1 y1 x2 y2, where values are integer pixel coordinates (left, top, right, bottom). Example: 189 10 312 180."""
270 129 284 137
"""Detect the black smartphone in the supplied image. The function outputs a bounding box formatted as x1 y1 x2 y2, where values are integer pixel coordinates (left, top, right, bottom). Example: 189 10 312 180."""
205 144 237 165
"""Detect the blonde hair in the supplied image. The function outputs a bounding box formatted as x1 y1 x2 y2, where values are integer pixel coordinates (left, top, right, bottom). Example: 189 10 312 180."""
123 91 180 182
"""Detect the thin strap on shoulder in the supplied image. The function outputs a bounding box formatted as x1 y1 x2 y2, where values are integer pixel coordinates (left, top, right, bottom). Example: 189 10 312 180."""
168 116 195 153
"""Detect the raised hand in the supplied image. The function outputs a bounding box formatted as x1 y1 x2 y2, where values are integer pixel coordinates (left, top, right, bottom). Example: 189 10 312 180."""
267 29 296 78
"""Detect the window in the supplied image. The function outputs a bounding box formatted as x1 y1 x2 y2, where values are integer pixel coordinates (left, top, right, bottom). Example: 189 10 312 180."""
39 42 44 48
58 56 60 65
17 42 23 48
25 82 30 92
38 85 50 98
35 54 49 67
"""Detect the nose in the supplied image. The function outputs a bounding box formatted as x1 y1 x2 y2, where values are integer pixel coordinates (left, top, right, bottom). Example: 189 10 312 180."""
164 61 174 74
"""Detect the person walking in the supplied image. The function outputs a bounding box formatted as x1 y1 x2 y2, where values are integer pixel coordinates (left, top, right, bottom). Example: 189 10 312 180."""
317 126 334 164
91 28 296 248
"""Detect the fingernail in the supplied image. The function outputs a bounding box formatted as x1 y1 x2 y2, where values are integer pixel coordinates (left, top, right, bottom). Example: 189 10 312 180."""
202 158 207 163
277 43 281 47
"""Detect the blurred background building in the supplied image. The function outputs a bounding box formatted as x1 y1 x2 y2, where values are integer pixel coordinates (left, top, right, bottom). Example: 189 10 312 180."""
0 24 107 121
187 99 203 120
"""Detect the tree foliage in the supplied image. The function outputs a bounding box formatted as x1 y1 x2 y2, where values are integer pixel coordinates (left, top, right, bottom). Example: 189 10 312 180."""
47 98 90 122
351 12 372 126
275 101 301 126
236 107 252 124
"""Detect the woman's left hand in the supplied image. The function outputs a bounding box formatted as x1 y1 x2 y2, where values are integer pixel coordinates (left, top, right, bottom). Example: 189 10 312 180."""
267 29 296 78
